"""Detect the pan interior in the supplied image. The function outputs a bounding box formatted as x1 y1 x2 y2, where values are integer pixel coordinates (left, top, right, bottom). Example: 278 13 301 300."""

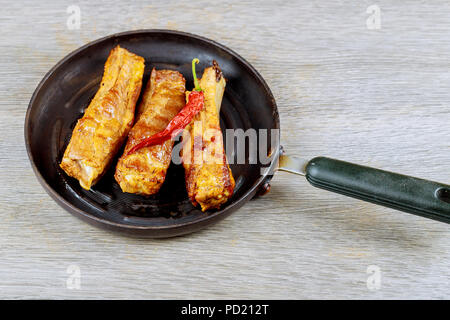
26 30 279 229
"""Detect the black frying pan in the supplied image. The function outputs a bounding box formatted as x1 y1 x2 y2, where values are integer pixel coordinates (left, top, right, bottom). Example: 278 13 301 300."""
25 30 450 238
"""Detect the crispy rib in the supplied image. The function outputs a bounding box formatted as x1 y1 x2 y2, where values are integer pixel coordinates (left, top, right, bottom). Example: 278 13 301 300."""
60 46 145 190
182 61 235 211
114 69 186 195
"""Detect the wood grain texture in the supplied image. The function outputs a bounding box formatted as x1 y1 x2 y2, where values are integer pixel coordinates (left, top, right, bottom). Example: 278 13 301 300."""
0 0 449 299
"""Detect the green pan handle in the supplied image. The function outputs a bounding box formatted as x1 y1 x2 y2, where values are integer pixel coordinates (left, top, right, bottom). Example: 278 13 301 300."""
305 157 450 224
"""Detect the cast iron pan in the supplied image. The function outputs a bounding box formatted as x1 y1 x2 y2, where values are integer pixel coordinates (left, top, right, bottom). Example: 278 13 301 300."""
25 30 450 238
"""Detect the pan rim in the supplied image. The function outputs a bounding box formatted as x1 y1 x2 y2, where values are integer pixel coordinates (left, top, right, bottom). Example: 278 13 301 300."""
24 29 280 232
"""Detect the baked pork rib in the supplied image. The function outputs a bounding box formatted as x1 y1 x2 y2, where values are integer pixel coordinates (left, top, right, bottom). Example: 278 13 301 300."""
182 61 235 211
115 69 186 195
60 45 145 190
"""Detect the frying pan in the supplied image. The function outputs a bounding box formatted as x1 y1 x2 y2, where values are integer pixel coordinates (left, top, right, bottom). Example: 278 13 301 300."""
25 30 450 238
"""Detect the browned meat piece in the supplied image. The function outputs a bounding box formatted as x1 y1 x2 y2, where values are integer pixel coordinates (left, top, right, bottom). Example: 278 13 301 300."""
60 45 145 190
114 69 186 195
182 62 235 211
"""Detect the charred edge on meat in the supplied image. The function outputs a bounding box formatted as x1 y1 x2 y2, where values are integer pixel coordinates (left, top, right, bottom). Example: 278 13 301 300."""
212 60 223 82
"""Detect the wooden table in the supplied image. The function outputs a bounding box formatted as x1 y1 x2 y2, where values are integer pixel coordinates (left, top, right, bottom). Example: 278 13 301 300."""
1 0 449 299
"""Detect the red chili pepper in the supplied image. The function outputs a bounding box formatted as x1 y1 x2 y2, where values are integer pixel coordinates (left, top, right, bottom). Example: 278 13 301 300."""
126 58 204 156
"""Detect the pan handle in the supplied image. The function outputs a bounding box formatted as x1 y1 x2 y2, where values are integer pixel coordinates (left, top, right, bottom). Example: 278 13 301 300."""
280 155 450 224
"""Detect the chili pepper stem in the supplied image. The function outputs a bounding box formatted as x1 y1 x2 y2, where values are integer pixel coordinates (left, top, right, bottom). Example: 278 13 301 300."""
192 58 202 92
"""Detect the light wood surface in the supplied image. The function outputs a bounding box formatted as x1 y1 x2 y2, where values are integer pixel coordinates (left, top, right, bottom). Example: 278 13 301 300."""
0 0 449 299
